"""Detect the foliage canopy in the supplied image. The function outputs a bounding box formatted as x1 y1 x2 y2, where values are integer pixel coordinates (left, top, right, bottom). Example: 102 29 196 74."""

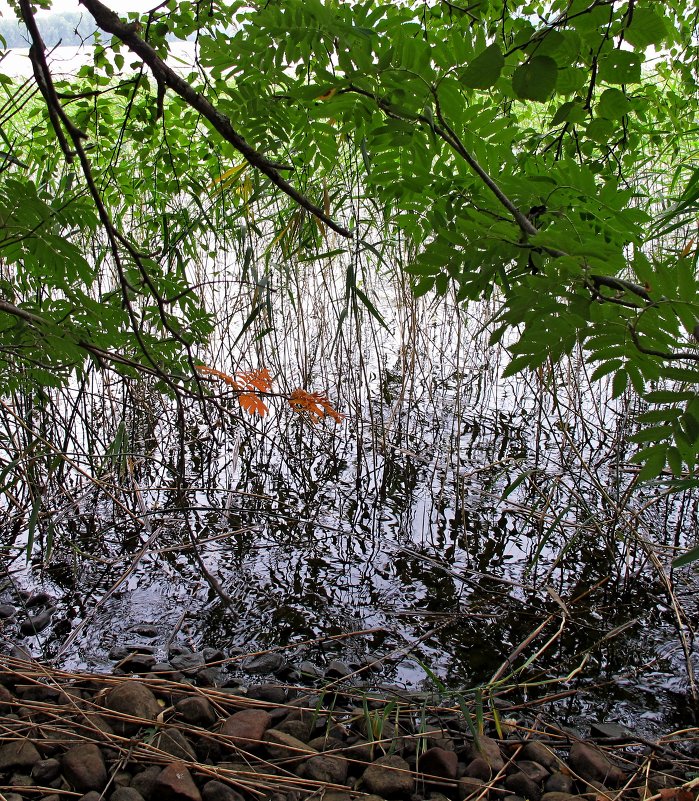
1 0 699 520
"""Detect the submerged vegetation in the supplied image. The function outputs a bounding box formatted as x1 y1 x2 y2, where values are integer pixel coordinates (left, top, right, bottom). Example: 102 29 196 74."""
0 0 698 731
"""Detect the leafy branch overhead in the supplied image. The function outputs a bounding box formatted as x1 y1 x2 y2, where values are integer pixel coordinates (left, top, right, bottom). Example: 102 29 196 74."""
1 0 699 494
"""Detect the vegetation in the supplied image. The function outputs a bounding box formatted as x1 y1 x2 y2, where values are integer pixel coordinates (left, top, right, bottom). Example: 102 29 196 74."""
0 0 698 713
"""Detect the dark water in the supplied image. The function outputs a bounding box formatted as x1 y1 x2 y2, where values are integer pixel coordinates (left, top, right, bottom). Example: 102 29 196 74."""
0 301 697 740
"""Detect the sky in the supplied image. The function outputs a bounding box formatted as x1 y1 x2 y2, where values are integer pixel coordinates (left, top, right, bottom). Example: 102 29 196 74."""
0 0 145 15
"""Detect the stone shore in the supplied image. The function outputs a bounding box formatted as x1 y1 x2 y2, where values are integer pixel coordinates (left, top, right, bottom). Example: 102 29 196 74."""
0 653 697 801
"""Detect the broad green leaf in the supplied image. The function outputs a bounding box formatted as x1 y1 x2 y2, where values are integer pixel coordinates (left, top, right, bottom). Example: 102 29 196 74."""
460 44 504 90
597 88 631 120
512 56 558 102
624 7 668 49
597 50 642 85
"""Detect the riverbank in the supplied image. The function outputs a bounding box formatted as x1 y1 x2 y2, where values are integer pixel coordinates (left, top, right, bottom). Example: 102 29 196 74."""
0 654 696 801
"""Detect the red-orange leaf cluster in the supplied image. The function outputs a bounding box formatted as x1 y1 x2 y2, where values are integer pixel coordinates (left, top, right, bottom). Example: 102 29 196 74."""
196 365 272 417
288 389 344 423
196 365 343 424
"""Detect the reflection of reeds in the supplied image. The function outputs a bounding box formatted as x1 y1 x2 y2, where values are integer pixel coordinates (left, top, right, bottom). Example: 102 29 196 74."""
0 188 696 729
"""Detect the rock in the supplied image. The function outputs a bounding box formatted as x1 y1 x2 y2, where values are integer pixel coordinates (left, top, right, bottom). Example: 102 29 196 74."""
27 591 54 607
545 772 574 794
247 684 287 704
275 717 315 742
201 780 246 801
504 771 542 801
325 660 353 678
31 757 61 782
220 708 272 748
130 625 159 638
264 729 317 761
131 765 162 799
299 754 349 784
19 607 55 634
109 645 156 661
298 661 323 681
470 734 504 771
195 668 224 687
153 762 202 801
111 789 147 801
568 742 625 788
116 653 157 673
516 760 550 784
307 735 346 753
520 742 560 772
589 721 630 740
203 647 226 663
103 681 160 736
465 757 492 780
0 603 15 618
16 683 65 703
62 743 107 792
418 747 459 780
540 794 582 801
0 684 14 712
175 697 217 727
152 728 197 761
242 653 285 675
362 754 414 797
0 793 22 801
457 777 487 800
0 739 42 770
170 652 206 674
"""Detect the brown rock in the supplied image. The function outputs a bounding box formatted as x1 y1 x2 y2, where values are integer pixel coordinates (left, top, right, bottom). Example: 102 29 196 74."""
457 777 486 800
545 772 574 794
153 762 202 801
131 765 162 799
471 734 504 771
516 760 550 784
540 794 583 801
62 743 107 792
31 757 61 782
175 697 217 727
153 728 197 761
465 757 492 780
264 729 317 761
362 754 414 798
418 747 459 780
103 681 160 736
299 754 349 784
201 780 246 801
0 684 14 713
112 788 147 801
504 770 542 801
220 709 272 749
568 743 625 788
0 739 42 770
520 742 561 772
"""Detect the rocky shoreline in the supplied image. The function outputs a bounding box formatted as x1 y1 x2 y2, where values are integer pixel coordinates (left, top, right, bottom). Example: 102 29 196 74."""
0 646 697 801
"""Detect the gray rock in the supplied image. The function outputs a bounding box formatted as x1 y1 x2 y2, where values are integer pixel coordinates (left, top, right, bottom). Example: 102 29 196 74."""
0 603 16 618
195 667 224 687
264 729 317 761
130 625 159 638
153 762 202 801
103 681 160 736
109 645 156 661
325 660 353 678
203 647 226 664
298 661 323 680
242 652 285 675
362 754 414 797
201 780 246 801
589 721 630 740
0 739 42 770
62 743 107 792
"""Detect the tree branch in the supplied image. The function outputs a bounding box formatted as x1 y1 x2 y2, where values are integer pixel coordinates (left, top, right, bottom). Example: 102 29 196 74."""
78 0 352 238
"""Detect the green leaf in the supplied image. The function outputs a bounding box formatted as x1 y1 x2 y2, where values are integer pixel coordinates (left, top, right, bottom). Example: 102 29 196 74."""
597 88 631 120
460 44 504 90
512 56 558 102
673 543 699 568
597 50 642 85
624 7 668 49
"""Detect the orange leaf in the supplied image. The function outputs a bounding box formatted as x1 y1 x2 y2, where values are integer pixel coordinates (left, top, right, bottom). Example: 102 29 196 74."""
315 87 336 101
195 364 241 389
237 368 273 393
681 238 695 258
289 389 344 424
239 392 268 417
